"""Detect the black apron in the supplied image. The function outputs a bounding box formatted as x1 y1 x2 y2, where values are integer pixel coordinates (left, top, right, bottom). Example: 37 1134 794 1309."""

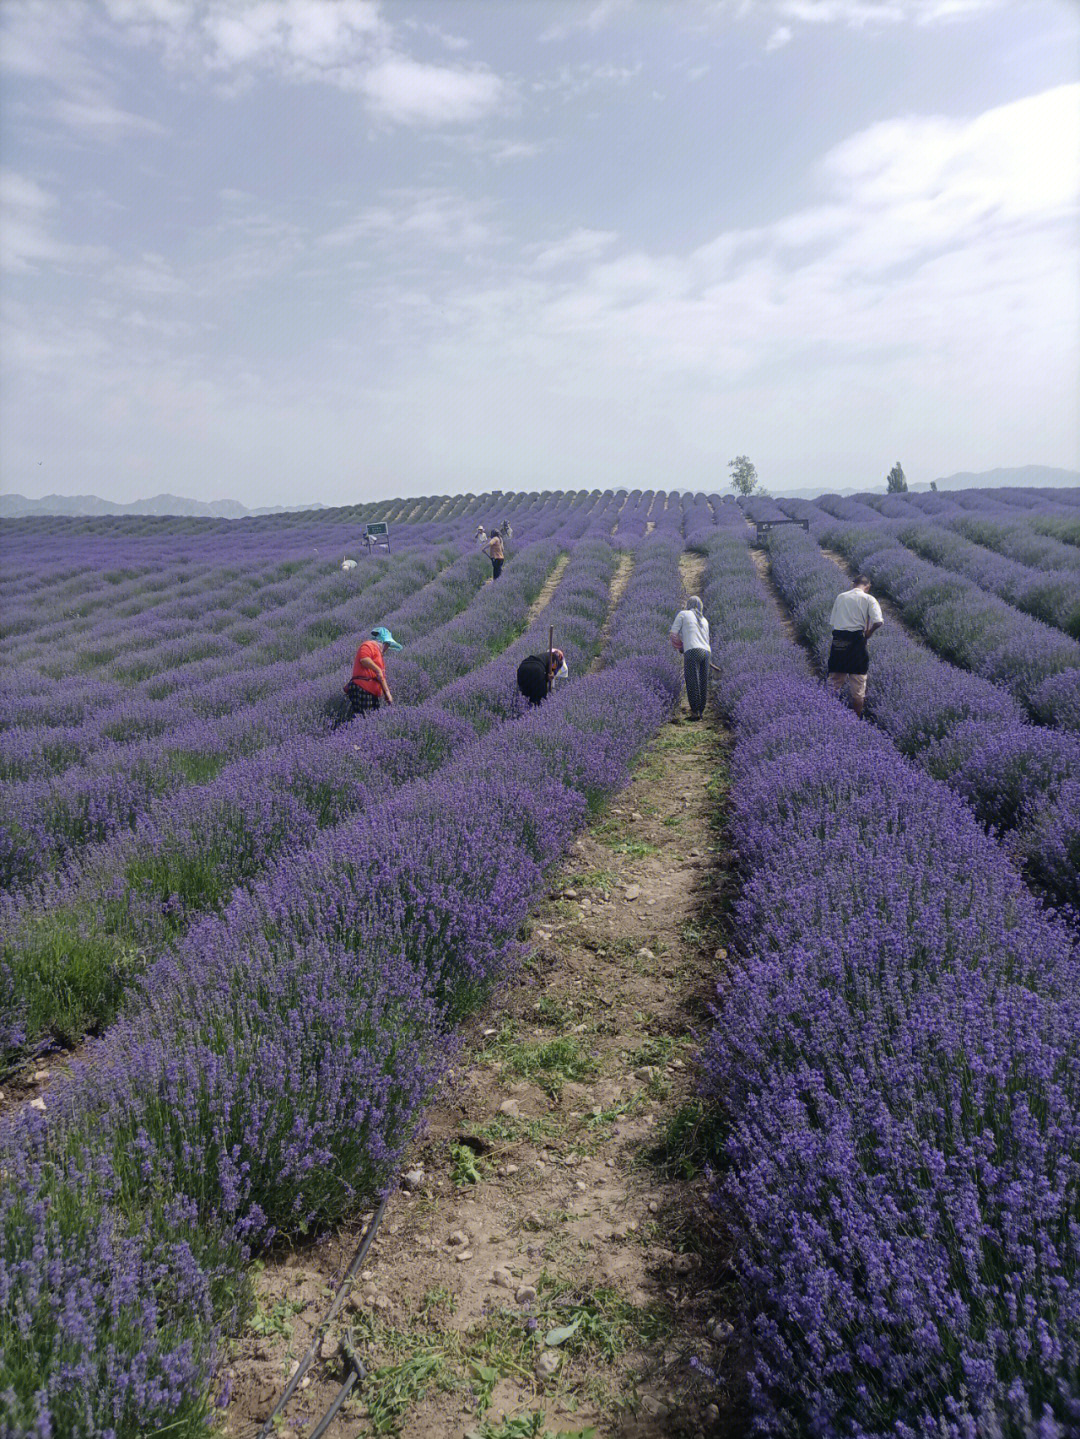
827 629 870 675
516 655 549 706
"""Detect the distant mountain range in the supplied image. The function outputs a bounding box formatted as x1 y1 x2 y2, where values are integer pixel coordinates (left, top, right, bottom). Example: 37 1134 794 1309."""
0 492 325 519
1 467 1076 518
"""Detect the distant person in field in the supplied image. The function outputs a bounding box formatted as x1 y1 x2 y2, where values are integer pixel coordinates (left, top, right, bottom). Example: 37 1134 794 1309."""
475 524 487 547
345 626 402 716
501 519 514 541
516 648 567 706
827 576 883 718
483 528 505 580
669 596 711 721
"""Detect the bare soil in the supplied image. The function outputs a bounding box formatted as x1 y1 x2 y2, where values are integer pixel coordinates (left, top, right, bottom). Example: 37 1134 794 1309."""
747 547 806 658
218 556 744 1439
0 1038 94 1121
589 554 634 673
525 554 571 625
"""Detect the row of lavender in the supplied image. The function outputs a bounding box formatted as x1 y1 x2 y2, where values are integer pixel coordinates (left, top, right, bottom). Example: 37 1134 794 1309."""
0 488 713 769
0 534 686 1437
0 507 607 881
0 486 722 549
0 493 732 882
699 527 1080 1437
0 530 619 1064
801 488 1080 637
769 494 1080 729
761 521 1080 912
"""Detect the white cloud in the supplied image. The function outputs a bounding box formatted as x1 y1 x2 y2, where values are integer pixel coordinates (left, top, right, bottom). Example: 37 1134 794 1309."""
357 54 504 125
0 169 108 272
765 24 793 49
775 0 1001 26
5 2 505 133
530 229 620 270
540 0 629 43
109 251 187 296
320 190 496 252
488 139 545 162
387 82 1078 489
49 96 166 134
533 60 643 99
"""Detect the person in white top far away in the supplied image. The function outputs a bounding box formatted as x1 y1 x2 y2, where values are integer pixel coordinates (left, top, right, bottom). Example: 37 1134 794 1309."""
826 575 884 718
669 595 711 721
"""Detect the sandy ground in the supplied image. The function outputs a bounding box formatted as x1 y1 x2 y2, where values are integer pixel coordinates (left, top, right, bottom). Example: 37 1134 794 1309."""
218 555 746 1439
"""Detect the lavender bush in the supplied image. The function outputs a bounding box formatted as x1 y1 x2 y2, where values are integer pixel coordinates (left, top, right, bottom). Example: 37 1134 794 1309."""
699 529 1080 1437
0 521 682 1436
764 524 1080 912
821 522 1080 725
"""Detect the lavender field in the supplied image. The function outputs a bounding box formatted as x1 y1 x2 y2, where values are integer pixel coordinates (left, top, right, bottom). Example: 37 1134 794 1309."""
2 485 1079 1438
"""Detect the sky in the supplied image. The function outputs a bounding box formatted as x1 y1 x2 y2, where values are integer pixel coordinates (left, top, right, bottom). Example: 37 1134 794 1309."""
1 0 1078 507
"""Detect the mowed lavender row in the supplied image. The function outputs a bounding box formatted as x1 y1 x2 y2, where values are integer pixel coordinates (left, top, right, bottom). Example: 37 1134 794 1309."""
699 526 1080 1437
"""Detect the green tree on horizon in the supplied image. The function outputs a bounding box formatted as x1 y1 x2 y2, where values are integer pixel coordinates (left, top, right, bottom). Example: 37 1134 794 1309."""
728 455 758 496
886 462 908 493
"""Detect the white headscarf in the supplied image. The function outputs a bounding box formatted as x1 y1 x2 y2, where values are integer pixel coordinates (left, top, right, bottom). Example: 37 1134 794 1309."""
688 595 703 615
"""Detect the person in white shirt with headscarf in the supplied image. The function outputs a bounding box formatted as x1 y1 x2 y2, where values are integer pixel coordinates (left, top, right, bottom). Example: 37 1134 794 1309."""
669 595 711 721
827 575 883 718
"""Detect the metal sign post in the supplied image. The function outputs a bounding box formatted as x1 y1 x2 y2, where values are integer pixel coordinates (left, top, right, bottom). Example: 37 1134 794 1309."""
753 518 809 546
363 522 391 555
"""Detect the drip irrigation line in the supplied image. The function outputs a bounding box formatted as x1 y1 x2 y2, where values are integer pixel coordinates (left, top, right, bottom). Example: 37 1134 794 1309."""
0 1037 58 1087
307 1336 367 1439
251 1189 390 1439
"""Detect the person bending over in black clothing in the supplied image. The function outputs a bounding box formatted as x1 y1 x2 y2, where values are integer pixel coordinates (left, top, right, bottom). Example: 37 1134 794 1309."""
516 648 567 706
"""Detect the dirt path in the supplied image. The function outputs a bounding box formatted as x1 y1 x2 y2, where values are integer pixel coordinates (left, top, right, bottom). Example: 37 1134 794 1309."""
525 554 571 626
746 547 808 660
589 553 634 673
220 561 742 1439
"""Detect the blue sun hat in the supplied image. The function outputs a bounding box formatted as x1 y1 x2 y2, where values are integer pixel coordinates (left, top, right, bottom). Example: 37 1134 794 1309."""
371 626 403 651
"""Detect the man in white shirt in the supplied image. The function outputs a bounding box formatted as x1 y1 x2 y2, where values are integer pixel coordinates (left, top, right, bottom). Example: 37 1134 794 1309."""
827 576 884 717
670 595 711 720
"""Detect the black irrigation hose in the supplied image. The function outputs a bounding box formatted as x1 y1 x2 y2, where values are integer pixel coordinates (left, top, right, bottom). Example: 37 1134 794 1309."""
307 1336 367 1439
0 1037 58 1088
252 1189 390 1439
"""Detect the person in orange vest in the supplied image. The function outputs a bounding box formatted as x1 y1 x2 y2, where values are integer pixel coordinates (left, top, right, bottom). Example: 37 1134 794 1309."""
344 626 401 717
